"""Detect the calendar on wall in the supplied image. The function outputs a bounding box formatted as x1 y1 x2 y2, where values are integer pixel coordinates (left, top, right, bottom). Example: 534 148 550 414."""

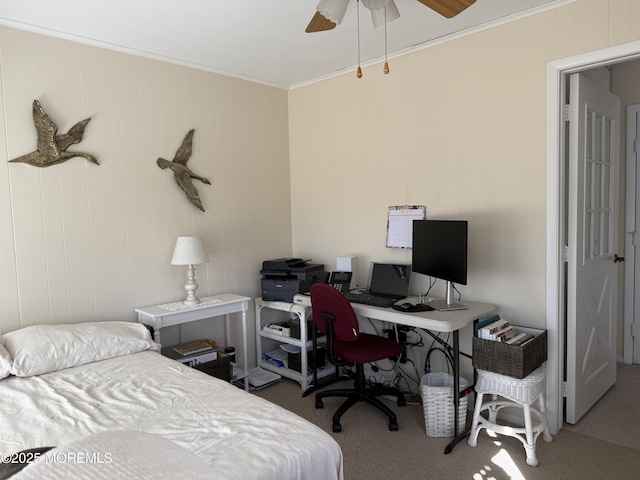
386 205 426 248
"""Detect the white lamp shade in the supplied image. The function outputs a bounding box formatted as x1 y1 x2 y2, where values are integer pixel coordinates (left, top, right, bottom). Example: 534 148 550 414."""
171 237 209 265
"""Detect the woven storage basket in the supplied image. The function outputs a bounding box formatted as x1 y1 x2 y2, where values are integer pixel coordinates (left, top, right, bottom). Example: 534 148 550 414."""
473 328 547 379
421 372 469 438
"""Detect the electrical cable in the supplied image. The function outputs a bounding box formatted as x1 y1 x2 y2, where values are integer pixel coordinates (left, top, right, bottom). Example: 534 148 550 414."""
421 277 437 299
356 0 362 78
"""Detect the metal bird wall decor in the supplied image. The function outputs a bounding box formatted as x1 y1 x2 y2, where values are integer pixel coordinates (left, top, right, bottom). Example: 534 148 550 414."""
157 129 210 212
9 100 98 167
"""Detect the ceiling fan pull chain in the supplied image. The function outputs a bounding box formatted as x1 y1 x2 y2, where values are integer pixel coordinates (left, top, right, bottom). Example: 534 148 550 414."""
357 0 363 78
383 5 389 74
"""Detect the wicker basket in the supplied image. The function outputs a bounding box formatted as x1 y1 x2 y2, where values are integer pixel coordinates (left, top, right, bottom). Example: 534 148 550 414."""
421 372 469 438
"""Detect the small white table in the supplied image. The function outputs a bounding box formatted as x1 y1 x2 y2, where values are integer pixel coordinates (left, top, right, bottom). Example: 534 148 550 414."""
135 293 251 391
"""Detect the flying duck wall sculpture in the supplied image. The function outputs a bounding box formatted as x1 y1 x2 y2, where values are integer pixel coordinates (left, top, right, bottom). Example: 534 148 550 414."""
9 100 98 167
157 129 210 212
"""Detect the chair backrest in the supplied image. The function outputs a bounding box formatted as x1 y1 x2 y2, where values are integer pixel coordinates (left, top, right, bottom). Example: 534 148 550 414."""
310 284 359 342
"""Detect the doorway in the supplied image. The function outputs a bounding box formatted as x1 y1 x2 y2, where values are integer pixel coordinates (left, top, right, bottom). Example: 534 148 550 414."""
564 71 620 425
547 41 640 435
625 103 640 365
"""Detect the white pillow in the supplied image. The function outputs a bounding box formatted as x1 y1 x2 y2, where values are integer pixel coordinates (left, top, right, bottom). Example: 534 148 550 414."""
4 321 161 377
0 341 11 380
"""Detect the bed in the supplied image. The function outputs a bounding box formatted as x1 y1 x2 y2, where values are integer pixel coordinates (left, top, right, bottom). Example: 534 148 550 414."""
0 322 343 480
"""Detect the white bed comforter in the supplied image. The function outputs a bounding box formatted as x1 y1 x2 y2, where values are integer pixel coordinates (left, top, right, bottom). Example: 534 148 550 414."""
0 351 343 480
9 431 214 479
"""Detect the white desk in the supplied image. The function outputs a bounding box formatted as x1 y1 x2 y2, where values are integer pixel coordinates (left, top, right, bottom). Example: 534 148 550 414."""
135 294 251 391
294 293 496 453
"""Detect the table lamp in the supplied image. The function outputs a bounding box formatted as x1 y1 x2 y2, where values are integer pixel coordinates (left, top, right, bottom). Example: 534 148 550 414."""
171 236 209 306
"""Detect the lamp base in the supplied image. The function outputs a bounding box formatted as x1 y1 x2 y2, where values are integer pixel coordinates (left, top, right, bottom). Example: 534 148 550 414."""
182 264 201 306
182 298 201 306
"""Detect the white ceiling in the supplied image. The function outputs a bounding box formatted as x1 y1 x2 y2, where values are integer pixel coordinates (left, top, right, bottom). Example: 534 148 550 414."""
0 0 568 89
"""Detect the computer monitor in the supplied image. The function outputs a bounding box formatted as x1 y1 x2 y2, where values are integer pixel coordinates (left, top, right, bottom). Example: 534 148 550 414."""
412 220 468 311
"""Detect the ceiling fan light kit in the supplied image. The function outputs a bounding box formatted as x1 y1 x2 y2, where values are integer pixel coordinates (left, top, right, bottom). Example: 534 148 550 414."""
313 0 400 29
316 0 349 25
363 0 400 28
307 0 476 32
307 0 475 79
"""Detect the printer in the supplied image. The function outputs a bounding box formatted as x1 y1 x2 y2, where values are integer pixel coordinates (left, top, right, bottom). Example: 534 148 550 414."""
260 258 327 302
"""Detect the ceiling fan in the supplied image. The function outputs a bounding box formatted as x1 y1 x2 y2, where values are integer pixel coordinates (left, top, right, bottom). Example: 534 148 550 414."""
306 0 477 33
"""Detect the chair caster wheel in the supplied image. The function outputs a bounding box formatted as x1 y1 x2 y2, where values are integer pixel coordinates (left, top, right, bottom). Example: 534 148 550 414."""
389 421 399 431
315 399 323 409
332 422 342 433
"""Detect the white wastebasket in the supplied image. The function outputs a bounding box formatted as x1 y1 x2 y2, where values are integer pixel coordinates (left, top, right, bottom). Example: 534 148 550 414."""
421 372 469 437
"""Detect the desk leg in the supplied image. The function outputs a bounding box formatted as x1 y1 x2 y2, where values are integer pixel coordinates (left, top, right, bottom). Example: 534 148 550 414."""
225 312 249 391
224 315 231 349
445 329 470 454
241 306 249 391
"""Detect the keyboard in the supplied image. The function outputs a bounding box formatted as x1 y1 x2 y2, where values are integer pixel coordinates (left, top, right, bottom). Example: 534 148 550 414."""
342 291 398 308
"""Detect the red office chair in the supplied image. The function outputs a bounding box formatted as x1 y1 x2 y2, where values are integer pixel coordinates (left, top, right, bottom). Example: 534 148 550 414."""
310 283 406 432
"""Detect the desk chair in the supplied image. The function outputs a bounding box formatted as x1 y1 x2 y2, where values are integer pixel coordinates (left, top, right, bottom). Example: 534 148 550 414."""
310 284 406 432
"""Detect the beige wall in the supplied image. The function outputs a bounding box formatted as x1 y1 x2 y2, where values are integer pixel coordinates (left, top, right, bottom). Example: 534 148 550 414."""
2 0 640 371
289 0 640 353
0 27 292 352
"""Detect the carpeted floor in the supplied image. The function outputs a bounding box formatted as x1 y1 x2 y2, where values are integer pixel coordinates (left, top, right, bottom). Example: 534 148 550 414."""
254 364 640 480
562 362 640 451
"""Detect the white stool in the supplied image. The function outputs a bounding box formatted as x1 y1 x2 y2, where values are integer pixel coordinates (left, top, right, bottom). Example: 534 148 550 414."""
467 364 552 466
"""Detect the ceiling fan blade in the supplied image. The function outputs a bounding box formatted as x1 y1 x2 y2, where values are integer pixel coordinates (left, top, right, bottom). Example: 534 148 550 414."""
417 0 476 18
306 11 337 33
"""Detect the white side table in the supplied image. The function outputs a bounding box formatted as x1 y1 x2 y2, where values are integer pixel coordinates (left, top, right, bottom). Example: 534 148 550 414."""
135 293 251 391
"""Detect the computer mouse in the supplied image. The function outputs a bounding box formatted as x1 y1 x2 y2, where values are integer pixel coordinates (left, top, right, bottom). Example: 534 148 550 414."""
400 302 413 310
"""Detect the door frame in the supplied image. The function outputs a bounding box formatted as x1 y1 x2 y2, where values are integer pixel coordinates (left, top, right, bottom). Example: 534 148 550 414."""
546 40 640 434
624 104 640 365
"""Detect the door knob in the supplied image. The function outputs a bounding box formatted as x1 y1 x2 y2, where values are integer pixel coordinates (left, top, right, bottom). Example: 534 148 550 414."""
614 254 625 263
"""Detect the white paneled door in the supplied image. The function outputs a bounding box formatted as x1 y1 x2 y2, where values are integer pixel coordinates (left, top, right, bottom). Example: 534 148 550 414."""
626 105 640 365
566 73 620 424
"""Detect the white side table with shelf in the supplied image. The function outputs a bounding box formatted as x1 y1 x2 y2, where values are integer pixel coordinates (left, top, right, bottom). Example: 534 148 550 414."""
255 297 332 393
135 293 251 391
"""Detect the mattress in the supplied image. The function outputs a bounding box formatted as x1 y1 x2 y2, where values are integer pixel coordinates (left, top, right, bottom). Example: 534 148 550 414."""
0 350 343 480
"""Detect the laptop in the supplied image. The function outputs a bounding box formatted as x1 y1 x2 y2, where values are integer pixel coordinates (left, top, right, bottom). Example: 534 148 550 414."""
343 263 411 307
368 263 411 299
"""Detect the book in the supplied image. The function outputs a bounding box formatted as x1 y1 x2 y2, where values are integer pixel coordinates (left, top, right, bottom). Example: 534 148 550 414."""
517 335 536 346
474 315 501 337
162 346 218 365
486 319 509 333
479 319 509 339
175 350 218 366
173 339 214 356
498 327 519 342
506 332 527 345
493 325 515 341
